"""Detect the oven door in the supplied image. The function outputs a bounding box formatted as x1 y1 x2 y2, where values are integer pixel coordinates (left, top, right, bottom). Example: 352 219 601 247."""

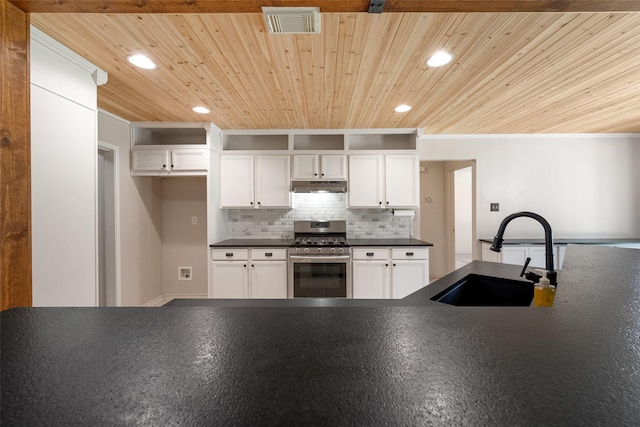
288 255 352 298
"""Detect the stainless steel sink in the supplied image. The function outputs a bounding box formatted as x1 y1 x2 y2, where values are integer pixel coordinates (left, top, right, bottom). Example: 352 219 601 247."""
430 274 533 306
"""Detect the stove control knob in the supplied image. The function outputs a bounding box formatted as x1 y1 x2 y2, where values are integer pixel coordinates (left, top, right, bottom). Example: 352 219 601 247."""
304 248 309 253
338 248 344 254
317 247 323 254
296 248 301 254
330 248 336 254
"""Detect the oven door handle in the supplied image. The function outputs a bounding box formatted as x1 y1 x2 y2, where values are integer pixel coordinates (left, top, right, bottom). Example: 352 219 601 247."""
289 255 351 260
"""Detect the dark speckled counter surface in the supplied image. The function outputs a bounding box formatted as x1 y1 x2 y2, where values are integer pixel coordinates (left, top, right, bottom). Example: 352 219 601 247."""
209 238 433 247
3 245 640 425
210 239 293 247
348 238 433 246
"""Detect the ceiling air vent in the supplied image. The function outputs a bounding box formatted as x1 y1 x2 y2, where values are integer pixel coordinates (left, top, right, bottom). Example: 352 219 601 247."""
262 7 321 34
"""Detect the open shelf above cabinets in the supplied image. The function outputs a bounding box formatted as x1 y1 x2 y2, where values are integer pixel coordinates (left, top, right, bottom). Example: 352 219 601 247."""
220 129 418 153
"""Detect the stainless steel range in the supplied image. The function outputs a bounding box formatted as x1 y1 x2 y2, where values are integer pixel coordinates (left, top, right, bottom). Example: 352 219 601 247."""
288 220 351 298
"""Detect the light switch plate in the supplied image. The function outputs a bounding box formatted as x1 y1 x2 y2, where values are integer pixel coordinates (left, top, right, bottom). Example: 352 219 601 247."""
490 203 500 212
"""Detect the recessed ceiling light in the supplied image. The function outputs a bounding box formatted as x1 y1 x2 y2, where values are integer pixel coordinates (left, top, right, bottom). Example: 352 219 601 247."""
192 106 210 114
427 51 453 67
127 54 157 70
395 104 412 113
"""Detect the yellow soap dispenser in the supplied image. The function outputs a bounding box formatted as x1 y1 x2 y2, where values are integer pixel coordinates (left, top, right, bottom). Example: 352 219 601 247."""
533 269 556 307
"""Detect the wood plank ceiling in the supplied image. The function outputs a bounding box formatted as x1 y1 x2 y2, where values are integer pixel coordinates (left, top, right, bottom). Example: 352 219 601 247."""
30 9 640 133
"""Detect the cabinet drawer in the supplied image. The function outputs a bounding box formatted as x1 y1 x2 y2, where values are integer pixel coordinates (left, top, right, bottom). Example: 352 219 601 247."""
391 247 429 260
211 249 249 261
352 248 389 260
250 248 287 261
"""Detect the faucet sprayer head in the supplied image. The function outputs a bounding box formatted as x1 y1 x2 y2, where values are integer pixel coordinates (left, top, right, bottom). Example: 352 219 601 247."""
490 236 504 252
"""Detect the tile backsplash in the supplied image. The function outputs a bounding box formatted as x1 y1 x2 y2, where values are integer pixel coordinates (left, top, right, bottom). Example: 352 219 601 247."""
227 193 413 239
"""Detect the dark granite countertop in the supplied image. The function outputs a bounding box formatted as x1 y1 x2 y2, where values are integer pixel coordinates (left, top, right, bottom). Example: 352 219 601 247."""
210 239 293 248
3 245 640 425
210 238 433 248
348 238 433 247
479 237 640 245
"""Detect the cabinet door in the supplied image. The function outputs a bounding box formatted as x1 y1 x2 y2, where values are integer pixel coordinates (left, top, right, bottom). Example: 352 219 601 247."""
391 260 428 299
353 261 389 299
251 261 287 299
320 155 347 180
292 155 318 179
210 262 249 298
171 149 208 173
220 155 254 208
528 246 558 269
255 155 291 208
131 150 169 172
348 155 384 208
385 154 419 207
500 247 529 266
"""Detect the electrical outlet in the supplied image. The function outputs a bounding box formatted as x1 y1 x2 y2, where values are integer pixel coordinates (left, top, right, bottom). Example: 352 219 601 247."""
490 203 500 212
191 216 197 225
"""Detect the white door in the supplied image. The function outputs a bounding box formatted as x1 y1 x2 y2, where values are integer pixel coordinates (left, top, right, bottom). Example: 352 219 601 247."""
220 155 254 208
453 166 473 268
385 154 419 207
211 262 249 298
320 155 347 180
255 155 291 208
98 146 119 307
352 261 389 299
348 155 384 208
392 261 428 299
292 155 318 179
251 261 287 298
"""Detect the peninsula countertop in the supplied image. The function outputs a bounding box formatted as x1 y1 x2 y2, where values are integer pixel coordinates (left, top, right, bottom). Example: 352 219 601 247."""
2 245 640 425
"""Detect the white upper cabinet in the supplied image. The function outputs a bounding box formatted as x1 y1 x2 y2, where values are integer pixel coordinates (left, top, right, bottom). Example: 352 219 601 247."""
130 123 210 176
385 154 419 208
220 155 255 208
320 155 347 180
348 154 418 208
255 155 291 208
292 154 347 180
348 155 385 208
220 154 291 209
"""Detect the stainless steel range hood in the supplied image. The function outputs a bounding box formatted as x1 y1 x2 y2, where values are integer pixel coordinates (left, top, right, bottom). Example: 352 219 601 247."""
291 180 347 193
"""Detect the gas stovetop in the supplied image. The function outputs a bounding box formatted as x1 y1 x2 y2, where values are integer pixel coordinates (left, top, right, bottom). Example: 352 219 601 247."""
291 236 349 247
289 220 350 256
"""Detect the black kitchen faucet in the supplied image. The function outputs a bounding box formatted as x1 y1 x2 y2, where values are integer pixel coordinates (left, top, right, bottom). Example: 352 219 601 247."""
490 211 558 287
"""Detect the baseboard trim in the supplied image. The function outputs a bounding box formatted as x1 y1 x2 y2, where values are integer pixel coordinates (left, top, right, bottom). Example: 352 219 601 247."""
141 295 166 307
142 294 208 307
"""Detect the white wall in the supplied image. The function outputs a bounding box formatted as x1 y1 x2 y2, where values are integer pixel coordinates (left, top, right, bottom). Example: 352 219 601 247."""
30 27 106 306
418 134 640 240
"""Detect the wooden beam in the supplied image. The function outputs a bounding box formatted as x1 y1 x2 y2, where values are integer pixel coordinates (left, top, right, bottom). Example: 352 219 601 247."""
1 0 32 310
8 0 640 13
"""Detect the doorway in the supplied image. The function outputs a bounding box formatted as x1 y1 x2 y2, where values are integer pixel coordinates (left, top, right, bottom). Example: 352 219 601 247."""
420 160 476 279
97 142 121 306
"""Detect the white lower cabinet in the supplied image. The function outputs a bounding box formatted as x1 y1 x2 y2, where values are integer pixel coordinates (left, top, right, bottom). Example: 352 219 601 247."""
352 248 390 299
352 247 429 299
210 248 287 298
480 242 561 269
250 261 287 299
391 248 430 299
